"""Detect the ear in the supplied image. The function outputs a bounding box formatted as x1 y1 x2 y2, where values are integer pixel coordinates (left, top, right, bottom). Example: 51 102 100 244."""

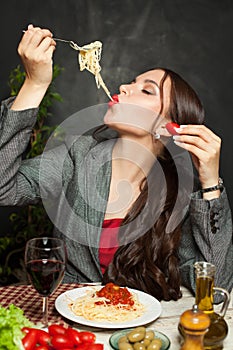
153 124 171 138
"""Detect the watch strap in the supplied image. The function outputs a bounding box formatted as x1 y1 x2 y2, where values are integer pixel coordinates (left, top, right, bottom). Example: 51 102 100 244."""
200 177 224 193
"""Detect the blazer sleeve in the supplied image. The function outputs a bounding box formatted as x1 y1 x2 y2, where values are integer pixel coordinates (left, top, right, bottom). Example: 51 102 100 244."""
179 188 233 294
0 97 73 206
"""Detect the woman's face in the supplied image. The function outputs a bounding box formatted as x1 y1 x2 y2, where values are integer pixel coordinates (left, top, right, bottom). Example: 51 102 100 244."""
104 69 172 137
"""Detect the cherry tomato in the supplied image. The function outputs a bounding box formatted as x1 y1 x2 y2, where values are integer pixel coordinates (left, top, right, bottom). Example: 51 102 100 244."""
34 346 50 350
66 327 81 345
166 122 180 135
51 334 74 349
79 331 96 344
22 329 38 350
36 329 51 345
48 324 67 336
87 344 104 350
76 344 89 350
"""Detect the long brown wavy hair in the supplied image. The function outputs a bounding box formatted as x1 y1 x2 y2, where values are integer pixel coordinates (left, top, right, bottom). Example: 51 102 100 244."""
96 68 205 301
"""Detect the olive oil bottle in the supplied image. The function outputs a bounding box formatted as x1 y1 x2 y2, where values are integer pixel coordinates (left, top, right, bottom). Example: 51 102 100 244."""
178 262 230 350
194 262 230 350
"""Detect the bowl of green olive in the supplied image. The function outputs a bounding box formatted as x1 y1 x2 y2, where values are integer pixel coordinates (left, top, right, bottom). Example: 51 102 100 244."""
109 326 170 350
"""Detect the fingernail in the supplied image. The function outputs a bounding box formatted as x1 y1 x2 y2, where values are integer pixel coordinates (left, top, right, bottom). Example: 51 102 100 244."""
174 127 182 133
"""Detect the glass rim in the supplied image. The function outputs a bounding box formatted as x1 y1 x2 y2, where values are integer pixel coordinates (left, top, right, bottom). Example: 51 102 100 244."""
194 261 216 272
25 237 65 249
194 261 215 267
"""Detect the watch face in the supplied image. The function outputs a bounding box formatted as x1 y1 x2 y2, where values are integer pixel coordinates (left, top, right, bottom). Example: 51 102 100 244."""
219 177 224 186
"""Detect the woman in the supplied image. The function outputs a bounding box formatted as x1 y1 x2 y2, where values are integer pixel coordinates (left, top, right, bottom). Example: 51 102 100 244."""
0 25 232 300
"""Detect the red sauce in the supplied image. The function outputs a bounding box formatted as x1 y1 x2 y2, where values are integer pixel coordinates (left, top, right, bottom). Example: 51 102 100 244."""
95 282 134 306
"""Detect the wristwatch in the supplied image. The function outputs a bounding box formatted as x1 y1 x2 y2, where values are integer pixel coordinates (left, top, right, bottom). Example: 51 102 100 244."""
200 177 224 193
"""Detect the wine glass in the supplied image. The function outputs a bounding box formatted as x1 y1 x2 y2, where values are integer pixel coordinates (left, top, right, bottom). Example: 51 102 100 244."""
25 237 66 327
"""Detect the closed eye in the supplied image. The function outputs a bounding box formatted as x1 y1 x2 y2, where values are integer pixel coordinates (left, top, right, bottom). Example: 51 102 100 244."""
142 89 153 95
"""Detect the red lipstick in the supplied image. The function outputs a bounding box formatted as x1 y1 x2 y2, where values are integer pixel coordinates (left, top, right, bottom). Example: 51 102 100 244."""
112 94 119 102
108 94 119 107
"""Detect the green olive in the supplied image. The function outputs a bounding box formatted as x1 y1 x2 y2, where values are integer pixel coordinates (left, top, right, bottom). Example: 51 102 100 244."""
140 339 151 347
144 330 155 341
133 342 146 350
118 336 129 344
151 339 162 346
118 342 134 350
147 338 162 350
132 327 146 334
127 331 145 343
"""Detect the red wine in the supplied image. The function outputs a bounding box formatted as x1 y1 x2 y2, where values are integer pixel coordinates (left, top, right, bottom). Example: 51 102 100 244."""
26 259 65 296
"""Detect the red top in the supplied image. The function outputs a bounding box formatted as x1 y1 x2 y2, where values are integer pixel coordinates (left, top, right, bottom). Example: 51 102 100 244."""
99 218 123 274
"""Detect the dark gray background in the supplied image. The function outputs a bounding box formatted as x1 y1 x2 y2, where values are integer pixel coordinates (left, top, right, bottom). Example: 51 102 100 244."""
0 0 233 234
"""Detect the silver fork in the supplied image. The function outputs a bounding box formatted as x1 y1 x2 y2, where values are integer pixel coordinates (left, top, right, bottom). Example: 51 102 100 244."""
53 38 85 51
22 31 93 51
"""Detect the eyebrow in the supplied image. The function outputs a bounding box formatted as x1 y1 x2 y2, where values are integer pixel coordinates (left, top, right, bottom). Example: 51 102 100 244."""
134 77 160 89
144 79 160 89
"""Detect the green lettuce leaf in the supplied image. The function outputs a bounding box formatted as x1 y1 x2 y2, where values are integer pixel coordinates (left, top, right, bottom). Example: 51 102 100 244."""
0 304 34 350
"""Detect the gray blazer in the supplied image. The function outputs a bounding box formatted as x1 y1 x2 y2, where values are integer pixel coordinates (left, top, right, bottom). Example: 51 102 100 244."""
0 97 232 294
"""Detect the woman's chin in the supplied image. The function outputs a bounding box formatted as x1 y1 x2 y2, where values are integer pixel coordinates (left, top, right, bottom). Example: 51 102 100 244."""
103 107 118 125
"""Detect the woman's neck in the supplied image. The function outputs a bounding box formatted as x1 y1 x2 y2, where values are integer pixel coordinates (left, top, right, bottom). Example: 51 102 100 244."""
112 135 158 181
104 135 162 220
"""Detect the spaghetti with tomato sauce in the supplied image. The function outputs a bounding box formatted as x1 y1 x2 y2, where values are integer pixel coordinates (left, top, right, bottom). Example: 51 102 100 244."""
69 283 145 322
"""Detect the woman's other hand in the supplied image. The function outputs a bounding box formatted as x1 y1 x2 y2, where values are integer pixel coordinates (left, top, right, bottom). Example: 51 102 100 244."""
173 124 221 199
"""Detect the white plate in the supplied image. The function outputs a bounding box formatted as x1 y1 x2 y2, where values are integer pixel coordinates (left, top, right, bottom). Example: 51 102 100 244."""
55 286 162 329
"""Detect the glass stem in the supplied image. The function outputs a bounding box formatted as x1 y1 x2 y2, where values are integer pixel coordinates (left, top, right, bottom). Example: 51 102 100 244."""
42 296 48 327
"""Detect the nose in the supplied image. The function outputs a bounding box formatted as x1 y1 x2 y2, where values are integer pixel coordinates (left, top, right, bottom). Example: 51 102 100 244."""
119 84 131 95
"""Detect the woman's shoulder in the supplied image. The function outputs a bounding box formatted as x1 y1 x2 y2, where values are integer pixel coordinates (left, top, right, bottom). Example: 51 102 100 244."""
68 126 117 156
67 133 97 154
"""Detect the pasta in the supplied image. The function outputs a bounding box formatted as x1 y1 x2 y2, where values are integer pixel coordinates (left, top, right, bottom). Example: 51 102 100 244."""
69 40 113 101
68 283 145 323
23 31 112 100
